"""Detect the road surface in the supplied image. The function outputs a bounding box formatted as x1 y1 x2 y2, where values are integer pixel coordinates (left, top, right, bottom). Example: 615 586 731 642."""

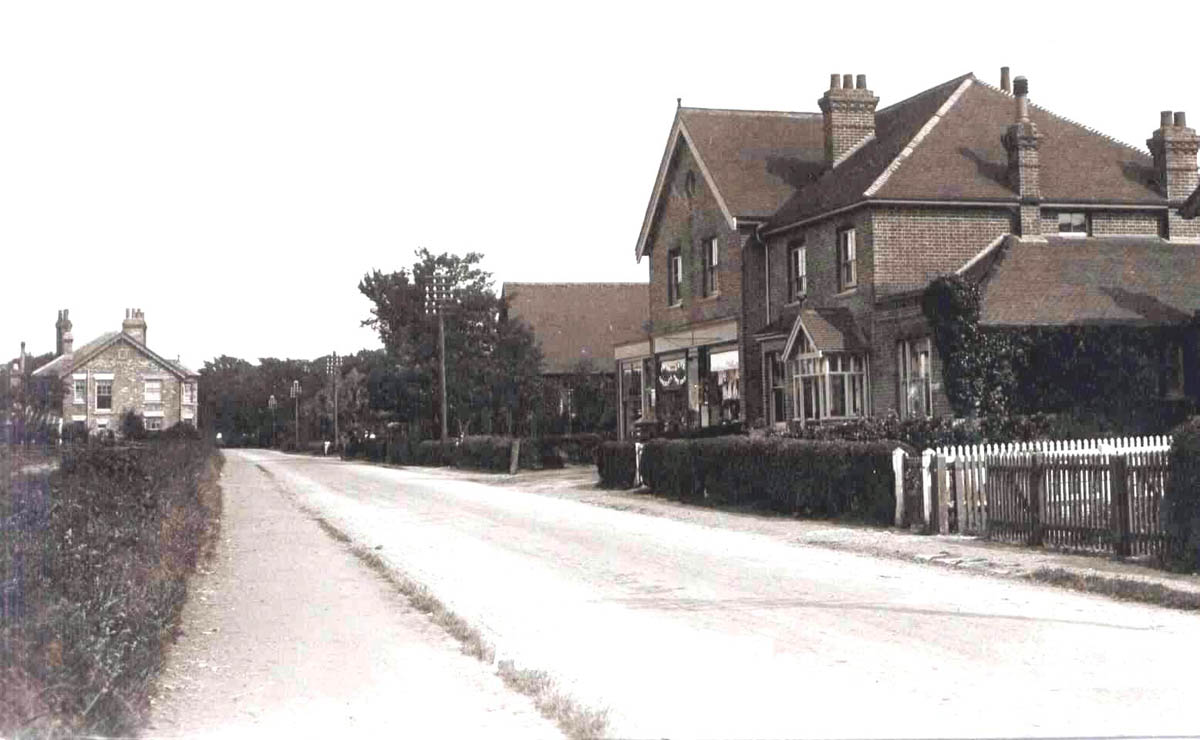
233 449 1200 739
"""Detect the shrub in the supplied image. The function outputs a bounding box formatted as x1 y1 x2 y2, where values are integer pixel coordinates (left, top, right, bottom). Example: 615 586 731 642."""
120 410 147 441
414 439 455 467
596 441 637 489
639 435 903 523
1163 417 1200 572
160 421 201 441
540 433 606 465
457 436 515 472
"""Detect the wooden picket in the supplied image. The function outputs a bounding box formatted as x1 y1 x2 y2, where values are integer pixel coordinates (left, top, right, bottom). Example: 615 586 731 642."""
924 436 1171 557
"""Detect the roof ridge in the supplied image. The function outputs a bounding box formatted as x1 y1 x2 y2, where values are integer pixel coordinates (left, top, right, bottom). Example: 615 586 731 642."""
681 106 819 118
864 77 975 197
504 281 648 286
875 72 975 116
972 78 1148 156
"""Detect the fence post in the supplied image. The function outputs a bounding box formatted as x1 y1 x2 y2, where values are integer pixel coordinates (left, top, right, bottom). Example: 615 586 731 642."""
953 455 966 534
935 453 950 535
1111 453 1131 557
634 442 644 487
1029 452 1044 546
921 449 933 533
892 447 906 528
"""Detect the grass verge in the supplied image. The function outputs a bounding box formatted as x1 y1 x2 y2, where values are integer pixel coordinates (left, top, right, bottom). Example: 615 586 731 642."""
312 516 609 740
1026 567 1200 611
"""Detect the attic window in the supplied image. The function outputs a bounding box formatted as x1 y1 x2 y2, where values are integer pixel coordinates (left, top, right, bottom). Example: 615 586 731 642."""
1057 212 1088 236
683 171 697 198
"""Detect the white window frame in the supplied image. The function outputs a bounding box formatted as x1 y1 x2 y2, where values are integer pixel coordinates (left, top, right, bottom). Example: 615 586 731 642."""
182 382 197 405
96 380 114 411
144 378 162 404
838 228 857 290
73 379 87 405
787 243 806 303
1057 211 1088 237
791 348 867 423
766 351 787 424
145 416 163 431
667 248 683 306
898 338 933 419
702 237 719 297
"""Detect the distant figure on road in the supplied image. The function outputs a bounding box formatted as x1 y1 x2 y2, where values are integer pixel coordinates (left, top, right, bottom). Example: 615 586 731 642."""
323 440 331 456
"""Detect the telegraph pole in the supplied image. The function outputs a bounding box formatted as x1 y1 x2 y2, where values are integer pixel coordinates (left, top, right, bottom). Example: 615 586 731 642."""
268 393 277 448
326 352 341 450
425 270 450 441
290 380 301 450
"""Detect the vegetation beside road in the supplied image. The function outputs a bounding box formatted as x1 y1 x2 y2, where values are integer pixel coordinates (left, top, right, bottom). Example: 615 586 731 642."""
0 440 221 738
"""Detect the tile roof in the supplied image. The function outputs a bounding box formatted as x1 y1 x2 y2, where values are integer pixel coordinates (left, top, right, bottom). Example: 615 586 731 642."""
1183 186 1200 219
502 283 649 375
678 108 825 220
979 236 1200 327
782 307 869 358
765 75 1164 232
31 330 199 379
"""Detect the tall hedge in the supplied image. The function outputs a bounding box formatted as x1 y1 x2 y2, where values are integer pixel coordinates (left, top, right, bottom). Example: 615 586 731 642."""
596 441 637 489
639 436 902 524
1164 417 1200 572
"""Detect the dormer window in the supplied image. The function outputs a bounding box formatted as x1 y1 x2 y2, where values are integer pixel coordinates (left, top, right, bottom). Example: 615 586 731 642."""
1057 211 1088 236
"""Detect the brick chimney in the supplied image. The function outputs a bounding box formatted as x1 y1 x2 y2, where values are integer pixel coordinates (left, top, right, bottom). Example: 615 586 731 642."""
123 308 147 344
818 73 879 166
1148 110 1200 203
55 309 72 356
1001 76 1043 239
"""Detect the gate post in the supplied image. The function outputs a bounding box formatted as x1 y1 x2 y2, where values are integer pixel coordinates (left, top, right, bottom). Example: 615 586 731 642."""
953 455 967 534
892 447 906 528
935 453 950 535
921 450 933 533
1111 453 1131 556
1029 453 1044 547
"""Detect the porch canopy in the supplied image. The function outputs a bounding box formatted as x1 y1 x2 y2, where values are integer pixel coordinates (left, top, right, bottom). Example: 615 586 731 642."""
781 307 869 359
980 236 1200 327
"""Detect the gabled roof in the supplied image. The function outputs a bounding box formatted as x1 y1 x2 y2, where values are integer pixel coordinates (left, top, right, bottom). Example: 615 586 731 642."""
635 107 824 258
765 74 1164 233
782 307 869 359
979 236 1200 327
32 331 199 380
1183 186 1200 219
502 283 649 374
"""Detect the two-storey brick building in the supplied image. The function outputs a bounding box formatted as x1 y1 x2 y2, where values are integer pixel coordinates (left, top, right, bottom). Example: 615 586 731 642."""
616 69 1200 438
33 309 200 435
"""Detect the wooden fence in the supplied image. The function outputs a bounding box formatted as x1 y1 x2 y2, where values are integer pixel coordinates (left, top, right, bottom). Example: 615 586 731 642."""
919 436 1172 558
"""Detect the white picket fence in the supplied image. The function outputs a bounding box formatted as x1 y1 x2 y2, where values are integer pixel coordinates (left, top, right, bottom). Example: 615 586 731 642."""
931 435 1172 463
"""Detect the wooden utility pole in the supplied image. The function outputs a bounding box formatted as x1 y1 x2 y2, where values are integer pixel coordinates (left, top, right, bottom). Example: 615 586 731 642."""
426 270 450 441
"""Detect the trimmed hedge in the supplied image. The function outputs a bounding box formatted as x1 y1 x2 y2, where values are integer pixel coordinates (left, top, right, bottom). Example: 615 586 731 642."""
1164 417 1200 572
640 436 904 524
596 441 637 489
383 435 603 472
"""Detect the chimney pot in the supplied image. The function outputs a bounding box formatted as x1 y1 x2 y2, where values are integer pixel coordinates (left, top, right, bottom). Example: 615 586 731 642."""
1000 67 1011 93
1161 111 1174 128
855 74 867 89
1013 76 1028 98
1175 111 1187 127
830 73 841 89
842 73 853 89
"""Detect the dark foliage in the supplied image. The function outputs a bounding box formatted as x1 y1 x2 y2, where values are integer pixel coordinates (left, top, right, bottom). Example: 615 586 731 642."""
1 440 220 736
1163 417 1200 572
596 442 637 489
640 436 902 524
120 409 147 441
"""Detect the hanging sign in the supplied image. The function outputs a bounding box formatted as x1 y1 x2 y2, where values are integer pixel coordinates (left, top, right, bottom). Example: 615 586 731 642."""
658 358 686 389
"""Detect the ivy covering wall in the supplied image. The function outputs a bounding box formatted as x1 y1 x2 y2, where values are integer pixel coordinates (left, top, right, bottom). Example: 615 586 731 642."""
921 275 1194 433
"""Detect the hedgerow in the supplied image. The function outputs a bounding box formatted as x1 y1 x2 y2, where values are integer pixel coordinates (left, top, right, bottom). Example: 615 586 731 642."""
1164 417 1200 572
1 440 221 737
596 441 637 489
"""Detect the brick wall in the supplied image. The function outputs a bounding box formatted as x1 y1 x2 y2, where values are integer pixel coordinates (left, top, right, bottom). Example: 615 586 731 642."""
1091 210 1162 236
60 337 194 433
872 206 1011 297
1168 209 1200 242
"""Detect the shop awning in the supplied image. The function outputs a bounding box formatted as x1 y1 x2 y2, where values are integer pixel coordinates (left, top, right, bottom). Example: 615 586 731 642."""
782 307 869 359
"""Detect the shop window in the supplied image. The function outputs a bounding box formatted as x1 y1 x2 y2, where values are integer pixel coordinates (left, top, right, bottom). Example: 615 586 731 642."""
704 348 740 424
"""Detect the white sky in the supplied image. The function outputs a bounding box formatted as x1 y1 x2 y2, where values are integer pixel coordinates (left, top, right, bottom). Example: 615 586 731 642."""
3 1 1199 370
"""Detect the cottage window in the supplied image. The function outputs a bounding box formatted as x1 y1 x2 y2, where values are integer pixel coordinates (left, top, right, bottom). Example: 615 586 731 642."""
898 338 932 418
183 382 197 405
1057 212 1088 236
792 351 866 422
73 380 86 405
97 381 113 410
702 237 718 297
787 243 806 302
838 228 857 290
667 248 683 305
144 379 162 404
145 417 163 431
766 351 787 424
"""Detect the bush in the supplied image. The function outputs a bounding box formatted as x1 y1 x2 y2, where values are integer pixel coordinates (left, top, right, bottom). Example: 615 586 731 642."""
640 435 903 524
457 436 515 472
160 421 201 441
120 410 147 441
596 441 637 489
1 440 220 736
413 439 456 467
540 433 606 465
1163 417 1200 572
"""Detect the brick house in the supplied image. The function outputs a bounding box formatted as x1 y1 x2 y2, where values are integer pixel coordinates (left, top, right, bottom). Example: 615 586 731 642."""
616 69 1200 438
502 282 648 436
33 309 200 435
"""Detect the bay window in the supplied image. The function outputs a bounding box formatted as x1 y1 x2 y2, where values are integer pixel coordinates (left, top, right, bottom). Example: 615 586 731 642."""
792 351 867 422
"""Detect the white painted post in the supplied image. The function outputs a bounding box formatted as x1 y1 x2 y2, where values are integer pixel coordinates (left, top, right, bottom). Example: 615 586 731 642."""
893 447 906 528
921 449 933 532
634 442 644 487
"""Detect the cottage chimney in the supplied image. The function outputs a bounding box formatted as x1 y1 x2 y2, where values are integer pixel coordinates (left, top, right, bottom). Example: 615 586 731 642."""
55 309 71 356
19 341 26 376
1000 67 1011 94
1001 76 1044 238
122 308 147 344
818 72 879 166
1148 109 1200 203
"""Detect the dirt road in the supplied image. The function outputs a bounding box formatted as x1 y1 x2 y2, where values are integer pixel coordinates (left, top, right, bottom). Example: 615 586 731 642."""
145 452 562 738
228 450 1200 739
